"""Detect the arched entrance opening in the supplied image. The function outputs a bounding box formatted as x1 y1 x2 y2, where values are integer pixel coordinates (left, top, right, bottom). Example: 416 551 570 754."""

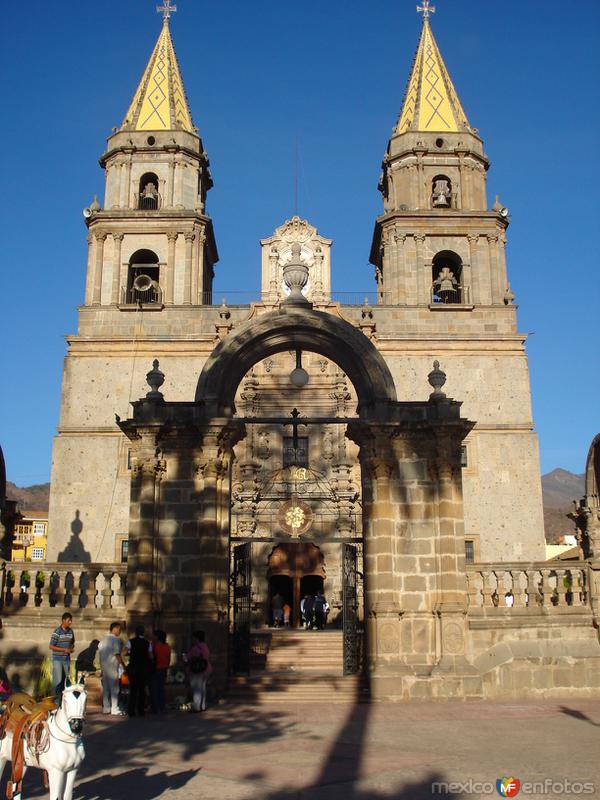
267 543 326 628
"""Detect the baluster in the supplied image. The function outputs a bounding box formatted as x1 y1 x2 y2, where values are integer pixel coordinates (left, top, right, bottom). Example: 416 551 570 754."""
510 569 526 607
36 569 50 608
64 571 75 607
570 569 585 607
541 569 554 608
555 569 568 607
115 571 127 608
102 570 115 609
481 571 495 607
87 569 100 609
526 570 540 607
77 570 89 608
52 570 66 607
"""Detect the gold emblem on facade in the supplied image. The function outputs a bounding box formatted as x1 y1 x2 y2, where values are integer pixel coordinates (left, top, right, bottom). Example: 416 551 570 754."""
278 497 313 536
285 505 306 529
293 467 308 481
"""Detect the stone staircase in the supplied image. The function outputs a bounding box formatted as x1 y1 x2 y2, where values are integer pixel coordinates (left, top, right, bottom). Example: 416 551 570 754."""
228 629 368 703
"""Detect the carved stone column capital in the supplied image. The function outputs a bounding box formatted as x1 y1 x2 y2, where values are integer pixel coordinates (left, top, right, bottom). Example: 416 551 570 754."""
184 232 196 243
486 233 499 245
413 233 426 245
94 232 108 243
467 233 479 245
112 233 125 242
166 232 179 242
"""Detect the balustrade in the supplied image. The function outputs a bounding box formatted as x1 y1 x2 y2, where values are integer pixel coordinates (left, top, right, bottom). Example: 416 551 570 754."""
0 563 127 612
466 562 589 612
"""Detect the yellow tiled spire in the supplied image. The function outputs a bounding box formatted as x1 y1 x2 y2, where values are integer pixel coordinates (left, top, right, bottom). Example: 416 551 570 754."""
396 19 471 135
122 20 194 133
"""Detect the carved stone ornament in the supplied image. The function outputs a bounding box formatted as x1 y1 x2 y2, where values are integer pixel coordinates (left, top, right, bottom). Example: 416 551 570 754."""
442 621 465 655
278 215 315 244
428 360 447 400
146 359 165 400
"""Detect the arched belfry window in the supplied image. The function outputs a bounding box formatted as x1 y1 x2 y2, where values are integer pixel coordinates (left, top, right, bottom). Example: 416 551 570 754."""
124 249 162 305
431 175 452 208
431 251 463 304
138 173 160 210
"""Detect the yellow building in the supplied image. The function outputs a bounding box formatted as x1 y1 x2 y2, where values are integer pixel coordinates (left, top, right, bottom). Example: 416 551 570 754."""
11 512 48 562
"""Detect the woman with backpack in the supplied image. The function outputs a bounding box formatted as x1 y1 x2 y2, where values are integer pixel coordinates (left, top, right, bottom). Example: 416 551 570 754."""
186 630 212 712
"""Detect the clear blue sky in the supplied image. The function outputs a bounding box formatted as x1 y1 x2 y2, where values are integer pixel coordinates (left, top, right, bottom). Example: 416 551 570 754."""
1 0 598 486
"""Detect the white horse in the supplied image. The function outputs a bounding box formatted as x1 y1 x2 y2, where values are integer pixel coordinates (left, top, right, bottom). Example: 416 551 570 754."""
0 679 86 800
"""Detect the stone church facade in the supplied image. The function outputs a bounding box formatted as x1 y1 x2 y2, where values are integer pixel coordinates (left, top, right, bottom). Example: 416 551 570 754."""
2 11 595 701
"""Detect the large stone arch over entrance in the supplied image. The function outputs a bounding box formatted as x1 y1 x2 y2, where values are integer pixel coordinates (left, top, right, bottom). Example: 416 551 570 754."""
195 308 397 417
119 305 476 699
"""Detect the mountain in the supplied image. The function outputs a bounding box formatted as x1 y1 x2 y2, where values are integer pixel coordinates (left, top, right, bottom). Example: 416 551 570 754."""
5 481 50 512
541 469 584 544
3 470 586 543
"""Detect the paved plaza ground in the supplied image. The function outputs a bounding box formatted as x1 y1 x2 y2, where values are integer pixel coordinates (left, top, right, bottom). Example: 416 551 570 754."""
1 698 599 800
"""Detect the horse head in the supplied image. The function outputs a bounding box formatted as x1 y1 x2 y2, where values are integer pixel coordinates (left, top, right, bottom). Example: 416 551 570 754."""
61 678 87 735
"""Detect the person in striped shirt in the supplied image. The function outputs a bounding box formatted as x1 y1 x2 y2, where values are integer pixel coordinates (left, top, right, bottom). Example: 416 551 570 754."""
49 612 75 702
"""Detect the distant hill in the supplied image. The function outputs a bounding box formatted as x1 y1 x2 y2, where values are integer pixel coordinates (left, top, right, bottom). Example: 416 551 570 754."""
3 469 586 543
541 469 584 544
5 481 50 513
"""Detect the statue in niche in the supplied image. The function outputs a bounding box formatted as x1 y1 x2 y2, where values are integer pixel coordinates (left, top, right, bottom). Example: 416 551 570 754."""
433 267 458 303
257 431 271 461
432 177 451 208
322 430 334 461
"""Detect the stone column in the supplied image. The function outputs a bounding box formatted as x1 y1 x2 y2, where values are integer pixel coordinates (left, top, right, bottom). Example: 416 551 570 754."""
347 423 400 678
119 162 128 209
126 440 166 624
487 234 502 304
92 232 107 306
165 232 178 305
125 157 133 208
174 160 183 208
414 234 427 305
110 233 124 305
167 156 176 208
416 153 425 208
84 234 94 306
467 234 480 305
183 233 195 305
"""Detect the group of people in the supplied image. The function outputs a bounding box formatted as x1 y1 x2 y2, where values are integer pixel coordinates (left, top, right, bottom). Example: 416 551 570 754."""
271 591 329 629
48 612 212 715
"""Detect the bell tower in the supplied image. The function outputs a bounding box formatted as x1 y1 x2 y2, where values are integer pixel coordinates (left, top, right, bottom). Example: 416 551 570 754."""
371 3 510 308
367 3 545 562
84 8 217 309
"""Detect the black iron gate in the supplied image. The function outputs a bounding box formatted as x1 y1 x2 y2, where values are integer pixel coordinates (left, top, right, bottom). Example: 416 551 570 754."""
342 542 360 675
232 542 252 674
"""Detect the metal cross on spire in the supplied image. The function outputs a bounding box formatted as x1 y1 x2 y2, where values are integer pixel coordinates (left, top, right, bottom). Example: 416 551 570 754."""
417 0 436 20
157 0 177 21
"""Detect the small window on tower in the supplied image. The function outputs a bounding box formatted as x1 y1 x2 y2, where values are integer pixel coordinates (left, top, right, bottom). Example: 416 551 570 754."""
124 249 162 305
460 446 468 468
431 251 464 305
283 436 309 468
432 175 452 208
121 540 129 564
464 540 475 564
138 172 160 210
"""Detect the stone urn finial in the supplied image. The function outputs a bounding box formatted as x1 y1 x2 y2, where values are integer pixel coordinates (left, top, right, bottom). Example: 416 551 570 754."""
428 360 447 400
146 359 165 400
282 242 310 306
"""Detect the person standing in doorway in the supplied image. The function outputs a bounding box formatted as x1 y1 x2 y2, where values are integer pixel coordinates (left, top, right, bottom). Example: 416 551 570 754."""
49 612 74 703
125 625 152 717
98 621 125 716
303 594 314 630
187 630 212 712
314 592 326 630
282 602 291 628
150 630 171 714
271 592 284 627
